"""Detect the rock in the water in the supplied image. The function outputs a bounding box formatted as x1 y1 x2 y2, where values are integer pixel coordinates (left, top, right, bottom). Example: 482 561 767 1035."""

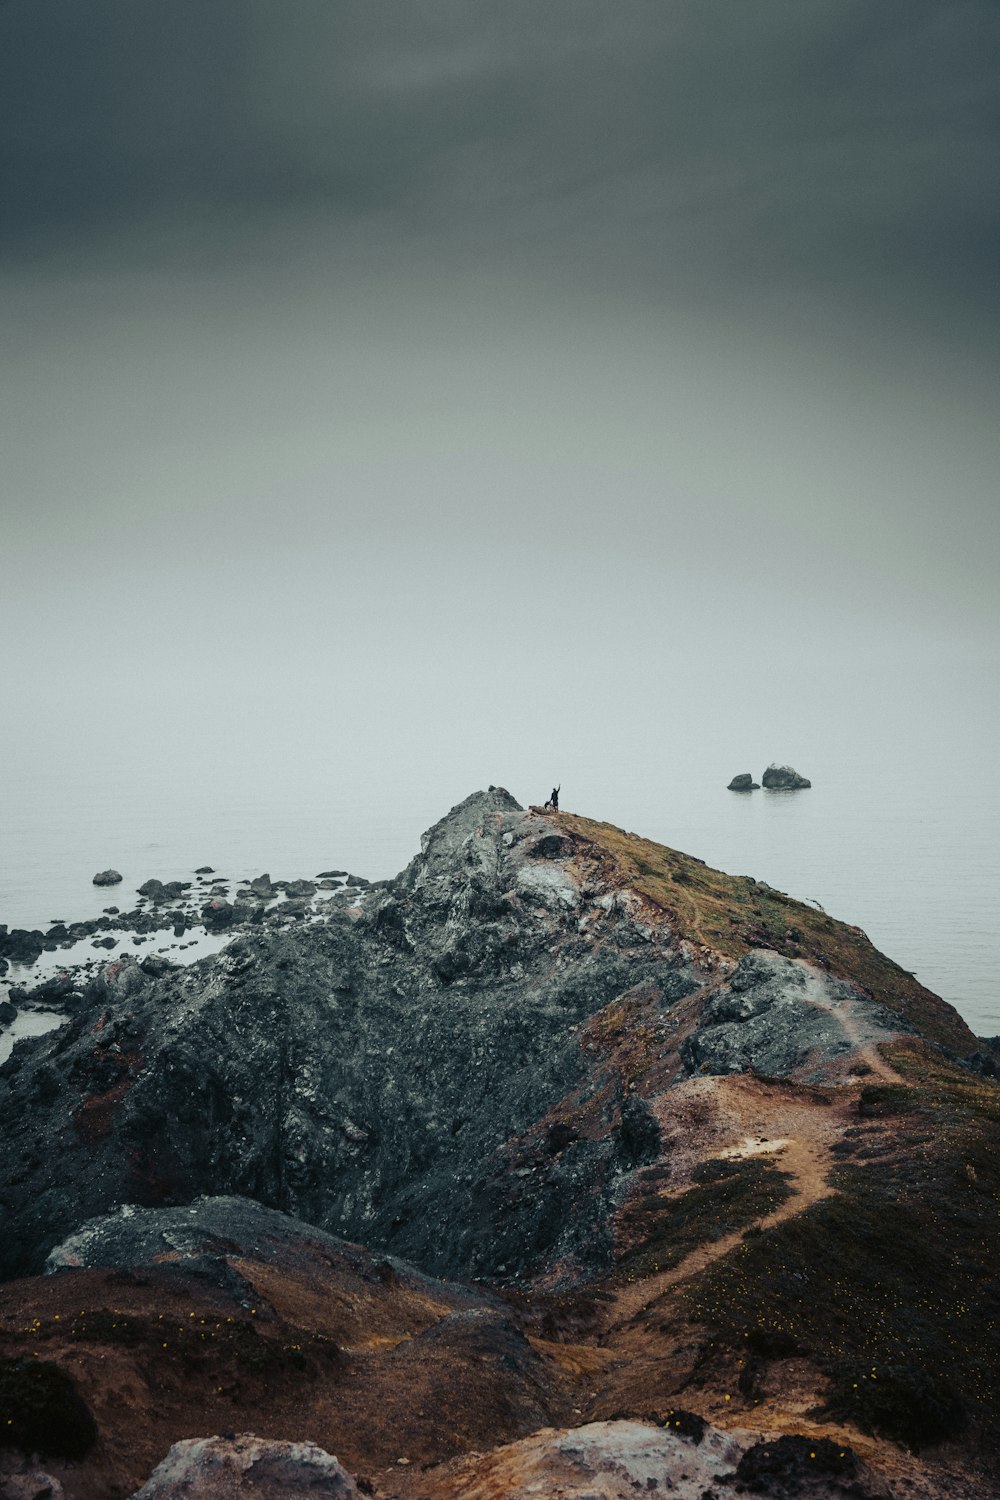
316 870 347 879
285 879 317 898
138 878 191 902
0 927 46 965
129 1434 360 1499
194 866 215 875
0 999 16 1024
249 873 273 899
727 772 760 791
92 869 123 886
762 763 811 789
201 898 235 930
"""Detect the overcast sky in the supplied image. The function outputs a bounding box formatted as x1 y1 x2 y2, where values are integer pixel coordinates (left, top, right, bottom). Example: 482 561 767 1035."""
2 1 999 820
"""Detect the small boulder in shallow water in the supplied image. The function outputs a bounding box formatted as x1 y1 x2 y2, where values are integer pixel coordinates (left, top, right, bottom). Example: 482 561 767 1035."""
201 898 235 930
727 772 759 791
92 869 122 886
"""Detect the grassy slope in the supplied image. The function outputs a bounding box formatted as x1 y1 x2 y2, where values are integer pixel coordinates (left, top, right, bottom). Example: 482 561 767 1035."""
681 1040 1000 1448
558 813 978 1056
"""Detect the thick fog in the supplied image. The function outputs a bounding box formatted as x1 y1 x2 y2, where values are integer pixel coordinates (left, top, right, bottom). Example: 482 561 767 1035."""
2 0 998 844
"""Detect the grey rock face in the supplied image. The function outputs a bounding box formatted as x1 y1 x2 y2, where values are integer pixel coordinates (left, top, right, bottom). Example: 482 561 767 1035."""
682 951 903 1080
92 869 123 886
727 773 759 791
46 1195 376 1273
130 1434 359 1499
762 763 811 789
0 791 697 1284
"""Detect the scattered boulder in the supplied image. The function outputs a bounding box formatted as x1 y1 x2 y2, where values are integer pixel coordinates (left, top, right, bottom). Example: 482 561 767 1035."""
23 975 75 1007
194 866 215 875
344 874 370 888
201 898 235 930
0 928 45 965
727 773 760 791
0 999 16 1025
92 869 123 887
138 879 191 902
316 870 347 879
249 874 273 899
762 764 811 789
285 879 317 899
129 1434 360 1499
139 954 179 978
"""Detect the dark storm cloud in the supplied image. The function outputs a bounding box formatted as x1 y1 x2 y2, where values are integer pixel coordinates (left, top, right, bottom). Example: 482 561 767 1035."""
3 0 999 313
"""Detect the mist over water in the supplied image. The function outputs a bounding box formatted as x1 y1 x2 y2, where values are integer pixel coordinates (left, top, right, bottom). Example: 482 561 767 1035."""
4 652 998 1035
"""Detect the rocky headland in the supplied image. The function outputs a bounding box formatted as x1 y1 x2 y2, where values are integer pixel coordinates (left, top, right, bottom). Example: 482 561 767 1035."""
0 789 997 1499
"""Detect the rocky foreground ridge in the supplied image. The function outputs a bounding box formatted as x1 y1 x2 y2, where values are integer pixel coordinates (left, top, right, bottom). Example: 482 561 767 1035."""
0 790 997 1499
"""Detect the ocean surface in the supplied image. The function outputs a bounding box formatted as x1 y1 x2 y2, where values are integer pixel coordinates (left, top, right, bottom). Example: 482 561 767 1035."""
2 734 998 1039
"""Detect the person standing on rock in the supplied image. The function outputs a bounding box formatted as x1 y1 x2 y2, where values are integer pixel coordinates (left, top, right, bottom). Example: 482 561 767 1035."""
545 786 560 811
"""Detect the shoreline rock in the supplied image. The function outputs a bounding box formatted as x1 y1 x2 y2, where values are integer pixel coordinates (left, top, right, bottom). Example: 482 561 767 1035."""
727 772 759 791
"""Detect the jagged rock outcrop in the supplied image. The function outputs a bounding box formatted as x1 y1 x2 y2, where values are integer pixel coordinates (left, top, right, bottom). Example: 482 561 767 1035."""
681 951 909 1079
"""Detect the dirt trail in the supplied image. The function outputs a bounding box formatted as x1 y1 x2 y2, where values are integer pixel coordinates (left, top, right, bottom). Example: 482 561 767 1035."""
600 969 909 1335
605 1080 840 1334
608 1136 833 1330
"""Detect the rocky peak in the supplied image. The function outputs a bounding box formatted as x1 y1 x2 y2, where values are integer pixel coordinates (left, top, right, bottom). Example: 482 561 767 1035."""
401 786 523 889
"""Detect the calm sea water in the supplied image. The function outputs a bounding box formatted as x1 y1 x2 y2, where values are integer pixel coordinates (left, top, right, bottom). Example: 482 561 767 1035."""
2 734 998 1038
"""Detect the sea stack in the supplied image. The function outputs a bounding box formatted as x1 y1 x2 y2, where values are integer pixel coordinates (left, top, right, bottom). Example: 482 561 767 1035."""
761 763 811 789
